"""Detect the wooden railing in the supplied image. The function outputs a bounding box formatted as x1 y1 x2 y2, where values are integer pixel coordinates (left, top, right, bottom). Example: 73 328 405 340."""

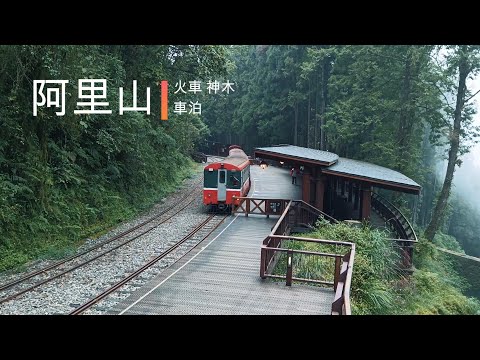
233 197 291 217
233 197 338 223
260 234 355 313
260 201 293 274
291 200 339 226
236 197 354 315
331 246 355 315
371 192 417 270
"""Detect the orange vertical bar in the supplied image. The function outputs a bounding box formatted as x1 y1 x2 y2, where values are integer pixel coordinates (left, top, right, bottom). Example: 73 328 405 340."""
161 80 168 120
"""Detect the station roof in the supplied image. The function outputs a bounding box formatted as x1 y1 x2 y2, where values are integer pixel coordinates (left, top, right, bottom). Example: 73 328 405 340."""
255 145 339 166
322 157 421 193
254 144 421 194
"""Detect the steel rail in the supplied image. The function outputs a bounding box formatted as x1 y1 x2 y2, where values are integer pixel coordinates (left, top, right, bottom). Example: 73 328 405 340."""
70 214 227 315
0 183 202 304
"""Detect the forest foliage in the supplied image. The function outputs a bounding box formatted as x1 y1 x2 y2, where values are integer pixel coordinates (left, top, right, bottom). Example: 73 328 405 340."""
202 45 480 258
1 44 479 313
0 45 227 271
296 222 480 315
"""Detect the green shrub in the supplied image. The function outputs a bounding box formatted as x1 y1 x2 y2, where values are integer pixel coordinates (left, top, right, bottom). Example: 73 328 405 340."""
402 270 480 315
0 160 199 272
289 222 480 315
293 221 399 314
433 232 464 253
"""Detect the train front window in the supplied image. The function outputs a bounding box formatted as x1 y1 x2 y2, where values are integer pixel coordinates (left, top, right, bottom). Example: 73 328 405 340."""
219 170 226 184
204 170 218 188
230 175 239 187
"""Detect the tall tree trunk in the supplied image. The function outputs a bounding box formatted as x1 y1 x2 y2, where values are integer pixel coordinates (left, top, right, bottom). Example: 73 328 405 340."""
320 60 327 150
294 102 298 145
307 79 311 148
419 124 433 227
397 49 412 173
425 48 468 241
315 70 319 149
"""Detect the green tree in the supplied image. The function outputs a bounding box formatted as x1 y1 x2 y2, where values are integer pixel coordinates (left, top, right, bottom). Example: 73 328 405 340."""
425 46 480 241
0 45 227 270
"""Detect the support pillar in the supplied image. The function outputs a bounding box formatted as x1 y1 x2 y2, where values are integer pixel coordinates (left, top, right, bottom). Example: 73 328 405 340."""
302 171 311 204
315 176 325 211
361 184 372 221
358 187 363 220
348 182 353 203
353 184 359 211
329 178 334 214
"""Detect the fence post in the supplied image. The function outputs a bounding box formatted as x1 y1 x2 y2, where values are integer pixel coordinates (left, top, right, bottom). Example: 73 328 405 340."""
260 247 266 279
408 246 413 269
334 256 341 291
286 249 293 286
246 199 250 217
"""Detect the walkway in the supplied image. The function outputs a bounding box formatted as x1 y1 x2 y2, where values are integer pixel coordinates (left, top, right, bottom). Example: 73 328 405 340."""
110 165 334 315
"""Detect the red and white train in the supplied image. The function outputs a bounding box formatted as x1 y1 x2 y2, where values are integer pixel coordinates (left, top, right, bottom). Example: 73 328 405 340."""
203 145 251 212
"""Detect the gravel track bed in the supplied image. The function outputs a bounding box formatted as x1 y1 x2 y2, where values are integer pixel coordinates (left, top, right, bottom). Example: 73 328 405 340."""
0 165 213 315
81 214 227 315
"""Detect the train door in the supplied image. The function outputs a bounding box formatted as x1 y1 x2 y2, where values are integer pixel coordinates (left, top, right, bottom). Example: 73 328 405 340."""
218 169 227 201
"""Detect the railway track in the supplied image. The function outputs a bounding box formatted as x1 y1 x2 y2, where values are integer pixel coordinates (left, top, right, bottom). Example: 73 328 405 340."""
0 181 203 305
70 213 228 315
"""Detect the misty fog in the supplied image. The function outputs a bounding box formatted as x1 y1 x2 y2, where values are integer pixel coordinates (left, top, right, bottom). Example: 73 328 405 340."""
446 75 480 213
451 146 480 212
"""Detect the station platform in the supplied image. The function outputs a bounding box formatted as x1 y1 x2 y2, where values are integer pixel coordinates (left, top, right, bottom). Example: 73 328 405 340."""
110 165 334 315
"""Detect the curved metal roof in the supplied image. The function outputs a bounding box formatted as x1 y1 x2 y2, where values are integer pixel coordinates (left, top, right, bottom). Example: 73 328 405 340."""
254 144 421 194
255 145 339 166
322 157 420 191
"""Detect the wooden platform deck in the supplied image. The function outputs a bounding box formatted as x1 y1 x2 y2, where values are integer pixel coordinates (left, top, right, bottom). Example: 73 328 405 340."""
110 165 334 315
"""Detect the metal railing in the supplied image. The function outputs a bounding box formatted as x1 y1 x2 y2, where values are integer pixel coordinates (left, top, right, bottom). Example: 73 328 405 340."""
371 193 417 240
371 192 417 270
